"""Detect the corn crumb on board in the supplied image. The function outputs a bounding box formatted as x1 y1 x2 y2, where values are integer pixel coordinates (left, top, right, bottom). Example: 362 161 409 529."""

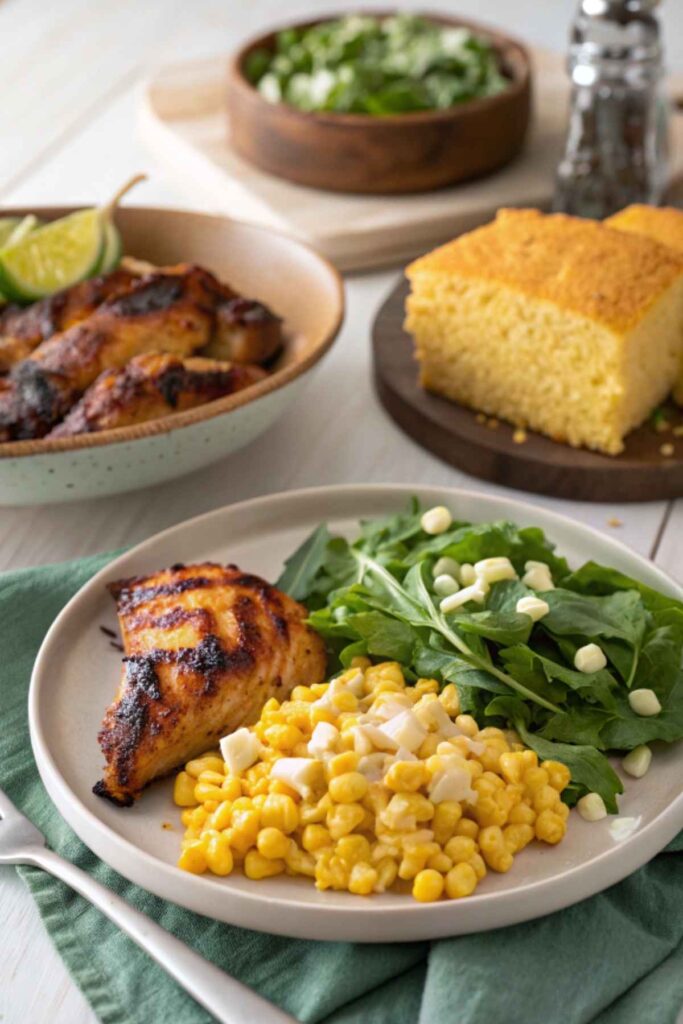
372 276 683 502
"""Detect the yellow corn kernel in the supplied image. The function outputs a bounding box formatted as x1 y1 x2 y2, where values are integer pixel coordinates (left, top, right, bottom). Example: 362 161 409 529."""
335 835 372 865
427 851 453 873
403 792 435 822
431 801 463 844
351 655 371 670
180 809 195 828
299 801 326 825
363 782 390 816
472 795 507 829
555 801 570 822
544 760 571 793
177 840 208 874
508 802 536 826
328 751 360 778
384 760 429 793
285 843 316 877
478 726 505 740
302 824 332 852
454 818 479 840
366 661 404 685
523 767 550 794
478 740 510 773
445 835 478 863
268 779 301 800
185 755 224 779
197 769 225 787
326 803 366 840
505 783 524 807
194 781 225 804
173 771 198 807
468 853 487 880
329 771 368 803
414 677 439 695
478 826 514 873
310 682 328 697
535 809 566 845
291 685 317 703
264 723 303 751
465 760 484 782
533 784 561 814
331 689 358 713
348 862 378 895
310 706 336 726
261 794 299 834
417 734 441 759
398 847 433 880
292 741 311 758
261 696 281 715
503 823 535 853
374 857 398 892
244 850 285 880
205 834 234 876
445 862 478 899
413 868 445 902
248 777 270 798
230 808 260 853
439 683 460 716
221 777 242 801
187 806 208 829
257 826 291 860
206 799 233 832
455 714 479 738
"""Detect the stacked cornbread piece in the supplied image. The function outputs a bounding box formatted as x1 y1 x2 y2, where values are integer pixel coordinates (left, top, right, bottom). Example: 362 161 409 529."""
405 208 683 455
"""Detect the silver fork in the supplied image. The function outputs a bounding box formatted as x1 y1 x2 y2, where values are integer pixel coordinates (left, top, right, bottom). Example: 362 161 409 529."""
0 787 298 1024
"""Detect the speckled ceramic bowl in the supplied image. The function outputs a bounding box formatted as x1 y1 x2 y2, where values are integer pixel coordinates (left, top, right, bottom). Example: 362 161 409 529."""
0 206 344 505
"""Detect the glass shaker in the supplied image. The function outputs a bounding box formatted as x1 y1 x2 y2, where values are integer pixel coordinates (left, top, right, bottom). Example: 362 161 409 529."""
553 0 669 219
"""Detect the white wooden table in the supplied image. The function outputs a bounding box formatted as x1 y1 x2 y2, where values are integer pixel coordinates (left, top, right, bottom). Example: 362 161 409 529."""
1 2 682 1022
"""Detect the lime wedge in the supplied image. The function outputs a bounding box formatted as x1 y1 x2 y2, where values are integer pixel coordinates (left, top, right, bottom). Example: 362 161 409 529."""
98 221 123 274
0 218 22 248
0 208 104 302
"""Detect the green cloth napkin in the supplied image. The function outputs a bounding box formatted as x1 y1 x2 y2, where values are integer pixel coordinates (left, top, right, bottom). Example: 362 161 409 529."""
2 553 683 1024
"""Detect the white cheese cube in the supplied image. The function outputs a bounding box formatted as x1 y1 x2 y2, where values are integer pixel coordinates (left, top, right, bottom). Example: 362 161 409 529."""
577 792 607 821
628 689 662 717
421 505 452 535
308 721 339 760
270 757 321 799
355 722 400 752
474 557 517 584
515 595 550 622
622 744 652 778
522 561 555 591
219 728 262 775
429 765 476 804
413 696 459 737
377 709 426 753
574 643 607 673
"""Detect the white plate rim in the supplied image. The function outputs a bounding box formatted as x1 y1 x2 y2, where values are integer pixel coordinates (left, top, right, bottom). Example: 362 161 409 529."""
28 484 683 942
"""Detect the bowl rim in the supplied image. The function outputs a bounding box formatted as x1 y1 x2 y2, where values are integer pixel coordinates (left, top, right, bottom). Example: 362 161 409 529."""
228 8 532 128
0 205 345 460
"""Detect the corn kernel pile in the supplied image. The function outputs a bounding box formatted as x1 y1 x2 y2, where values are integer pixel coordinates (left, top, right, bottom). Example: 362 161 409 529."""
174 660 571 901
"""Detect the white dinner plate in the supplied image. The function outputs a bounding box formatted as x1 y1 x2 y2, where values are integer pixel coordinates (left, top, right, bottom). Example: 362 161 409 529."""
29 484 683 942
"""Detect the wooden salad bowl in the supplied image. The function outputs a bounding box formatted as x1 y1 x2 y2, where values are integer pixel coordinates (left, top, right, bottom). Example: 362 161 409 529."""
227 12 532 195
0 206 344 505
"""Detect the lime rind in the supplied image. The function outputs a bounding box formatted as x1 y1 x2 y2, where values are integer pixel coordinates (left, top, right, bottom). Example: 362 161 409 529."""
7 214 40 247
98 221 123 274
0 209 104 302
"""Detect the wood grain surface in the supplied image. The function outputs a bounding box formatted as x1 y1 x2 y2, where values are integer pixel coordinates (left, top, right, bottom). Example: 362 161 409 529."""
373 276 683 502
1 3 682 1024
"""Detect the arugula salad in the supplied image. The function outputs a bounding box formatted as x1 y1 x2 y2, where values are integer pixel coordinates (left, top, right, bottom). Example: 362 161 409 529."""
246 14 508 116
277 501 683 814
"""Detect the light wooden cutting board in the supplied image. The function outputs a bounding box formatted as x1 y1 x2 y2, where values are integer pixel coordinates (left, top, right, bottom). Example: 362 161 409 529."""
139 51 683 271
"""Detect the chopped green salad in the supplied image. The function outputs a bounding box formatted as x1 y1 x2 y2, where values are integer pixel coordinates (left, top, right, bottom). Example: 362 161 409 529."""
245 14 508 115
277 500 683 813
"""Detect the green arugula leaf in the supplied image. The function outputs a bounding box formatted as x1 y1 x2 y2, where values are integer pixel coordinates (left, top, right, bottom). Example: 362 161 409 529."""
564 561 683 616
541 589 648 648
346 611 417 663
276 523 331 600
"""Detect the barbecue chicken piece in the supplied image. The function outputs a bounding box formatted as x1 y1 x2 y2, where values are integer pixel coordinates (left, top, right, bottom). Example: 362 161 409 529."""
49 352 266 436
93 563 327 805
203 296 283 364
0 268 137 372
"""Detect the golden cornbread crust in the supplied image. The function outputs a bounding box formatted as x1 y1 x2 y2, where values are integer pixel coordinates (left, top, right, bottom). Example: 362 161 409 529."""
607 205 683 255
407 208 683 334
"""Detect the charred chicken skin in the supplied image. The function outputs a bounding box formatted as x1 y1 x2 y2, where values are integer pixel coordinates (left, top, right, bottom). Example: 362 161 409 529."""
94 562 327 806
0 268 138 372
49 353 266 436
0 264 281 440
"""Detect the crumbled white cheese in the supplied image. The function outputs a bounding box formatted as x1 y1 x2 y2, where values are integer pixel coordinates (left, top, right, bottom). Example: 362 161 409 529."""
474 557 517 585
377 709 426 753
522 561 555 591
574 643 607 674
269 758 320 799
219 728 262 774
440 578 489 613
307 721 339 759
515 595 550 622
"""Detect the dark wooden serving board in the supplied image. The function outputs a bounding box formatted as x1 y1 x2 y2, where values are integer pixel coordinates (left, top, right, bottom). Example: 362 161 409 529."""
372 277 683 503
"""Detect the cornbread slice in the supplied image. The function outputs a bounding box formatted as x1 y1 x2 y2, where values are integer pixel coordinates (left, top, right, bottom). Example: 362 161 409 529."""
405 209 683 454
607 205 683 405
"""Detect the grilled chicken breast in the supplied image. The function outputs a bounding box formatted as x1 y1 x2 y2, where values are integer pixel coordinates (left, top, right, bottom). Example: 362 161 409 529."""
50 353 266 436
0 268 137 372
94 562 327 805
203 296 282 364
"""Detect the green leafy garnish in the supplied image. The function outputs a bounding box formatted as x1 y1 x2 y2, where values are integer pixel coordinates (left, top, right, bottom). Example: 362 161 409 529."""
247 14 508 116
277 500 683 811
